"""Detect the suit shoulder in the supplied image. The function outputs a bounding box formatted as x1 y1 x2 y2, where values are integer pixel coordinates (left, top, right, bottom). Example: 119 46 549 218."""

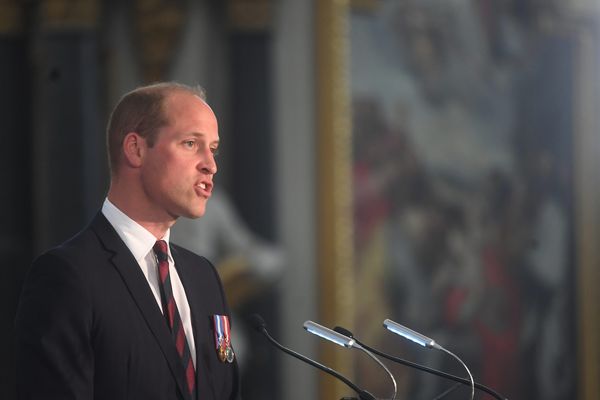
36 225 104 269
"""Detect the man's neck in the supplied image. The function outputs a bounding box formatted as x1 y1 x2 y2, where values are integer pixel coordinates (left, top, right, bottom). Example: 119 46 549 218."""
107 185 175 240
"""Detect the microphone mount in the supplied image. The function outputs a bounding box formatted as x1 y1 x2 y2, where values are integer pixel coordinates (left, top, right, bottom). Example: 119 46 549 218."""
304 321 397 400
248 315 376 400
333 326 508 400
383 319 475 400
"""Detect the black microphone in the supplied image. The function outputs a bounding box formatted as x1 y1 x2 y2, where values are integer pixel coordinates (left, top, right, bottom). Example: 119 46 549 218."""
248 314 376 400
333 326 508 400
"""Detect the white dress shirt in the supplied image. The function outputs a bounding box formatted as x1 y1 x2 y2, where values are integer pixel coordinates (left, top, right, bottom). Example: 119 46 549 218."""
102 199 196 367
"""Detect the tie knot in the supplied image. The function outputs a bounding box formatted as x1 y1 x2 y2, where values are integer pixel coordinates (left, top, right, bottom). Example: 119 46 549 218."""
153 240 169 262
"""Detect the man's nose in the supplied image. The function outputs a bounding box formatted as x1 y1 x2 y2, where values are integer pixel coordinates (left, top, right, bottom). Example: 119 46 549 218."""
199 153 217 175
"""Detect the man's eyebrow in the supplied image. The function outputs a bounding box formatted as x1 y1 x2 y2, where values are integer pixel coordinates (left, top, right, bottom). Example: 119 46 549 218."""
187 132 220 145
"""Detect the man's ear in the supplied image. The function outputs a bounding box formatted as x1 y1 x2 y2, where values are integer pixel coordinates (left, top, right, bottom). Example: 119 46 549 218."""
122 132 146 168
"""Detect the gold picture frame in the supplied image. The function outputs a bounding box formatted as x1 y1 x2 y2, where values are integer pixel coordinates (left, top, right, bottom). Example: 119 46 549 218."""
573 20 600 400
315 1 354 399
316 1 600 399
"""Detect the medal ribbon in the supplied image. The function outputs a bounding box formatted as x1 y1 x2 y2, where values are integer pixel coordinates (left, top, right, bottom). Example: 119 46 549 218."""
213 315 231 351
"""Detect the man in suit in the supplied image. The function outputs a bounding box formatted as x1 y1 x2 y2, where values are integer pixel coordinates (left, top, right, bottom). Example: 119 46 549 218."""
15 82 241 400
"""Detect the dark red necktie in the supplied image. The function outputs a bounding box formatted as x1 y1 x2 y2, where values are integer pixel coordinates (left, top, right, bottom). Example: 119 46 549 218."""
153 240 196 397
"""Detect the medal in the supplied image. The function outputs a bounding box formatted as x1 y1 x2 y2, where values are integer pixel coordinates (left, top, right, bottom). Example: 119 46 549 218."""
218 345 227 362
225 346 234 363
212 315 235 363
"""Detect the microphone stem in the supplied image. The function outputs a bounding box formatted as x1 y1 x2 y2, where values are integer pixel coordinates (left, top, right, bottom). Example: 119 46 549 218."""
354 343 397 400
432 383 462 400
355 339 507 400
438 345 474 400
260 329 376 400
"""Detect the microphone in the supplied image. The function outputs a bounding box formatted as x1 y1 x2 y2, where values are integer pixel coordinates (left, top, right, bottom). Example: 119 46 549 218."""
304 321 397 400
383 319 440 349
304 321 356 347
333 326 508 400
384 319 475 400
248 314 376 400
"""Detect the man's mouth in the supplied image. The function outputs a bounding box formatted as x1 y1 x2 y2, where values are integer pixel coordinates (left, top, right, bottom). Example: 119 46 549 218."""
196 182 212 195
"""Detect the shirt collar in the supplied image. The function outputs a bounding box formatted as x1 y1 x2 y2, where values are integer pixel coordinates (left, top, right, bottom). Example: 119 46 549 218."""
101 198 172 263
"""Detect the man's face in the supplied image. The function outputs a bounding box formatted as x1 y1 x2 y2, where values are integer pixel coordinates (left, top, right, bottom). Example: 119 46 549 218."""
140 91 219 220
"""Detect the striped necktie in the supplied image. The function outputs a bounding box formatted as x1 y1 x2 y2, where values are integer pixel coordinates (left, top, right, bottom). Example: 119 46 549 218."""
153 240 196 397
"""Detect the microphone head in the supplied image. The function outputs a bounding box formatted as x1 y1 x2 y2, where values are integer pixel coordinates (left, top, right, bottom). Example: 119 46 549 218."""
248 314 267 332
333 326 354 338
304 321 356 348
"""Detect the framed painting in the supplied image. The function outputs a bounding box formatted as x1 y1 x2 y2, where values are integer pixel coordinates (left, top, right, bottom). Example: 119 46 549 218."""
316 1 600 399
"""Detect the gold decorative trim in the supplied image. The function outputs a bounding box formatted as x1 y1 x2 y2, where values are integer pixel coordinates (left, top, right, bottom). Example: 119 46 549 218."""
132 0 187 83
0 1 24 34
316 1 354 399
40 0 99 31
573 20 600 400
227 0 271 31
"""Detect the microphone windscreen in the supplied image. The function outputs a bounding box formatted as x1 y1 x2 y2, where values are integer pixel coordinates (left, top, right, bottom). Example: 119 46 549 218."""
333 326 354 338
248 314 267 332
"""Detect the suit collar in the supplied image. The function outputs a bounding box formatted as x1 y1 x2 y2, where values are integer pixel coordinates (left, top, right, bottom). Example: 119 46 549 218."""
101 199 174 264
90 212 194 400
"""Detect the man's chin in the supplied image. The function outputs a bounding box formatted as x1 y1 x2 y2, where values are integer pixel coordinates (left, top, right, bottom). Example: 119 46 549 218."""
182 206 206 219
172 199 208 220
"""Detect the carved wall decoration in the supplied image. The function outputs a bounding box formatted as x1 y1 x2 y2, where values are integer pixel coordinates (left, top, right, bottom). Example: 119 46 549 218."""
132 0 187 83
227 0 271 32
39 0 99 31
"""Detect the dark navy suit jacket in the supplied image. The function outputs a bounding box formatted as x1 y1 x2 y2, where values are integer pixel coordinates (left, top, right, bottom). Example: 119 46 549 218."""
15 213 241 400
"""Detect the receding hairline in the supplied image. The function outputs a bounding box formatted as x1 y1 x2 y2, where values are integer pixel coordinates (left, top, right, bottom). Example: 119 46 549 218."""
161 88 215 115
128 81 207 101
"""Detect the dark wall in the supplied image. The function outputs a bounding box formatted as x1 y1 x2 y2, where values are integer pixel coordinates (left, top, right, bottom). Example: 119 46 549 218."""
230 31 280 400
0 34 33 400
32 32 107 253
2 12 107 399
3 3 279 400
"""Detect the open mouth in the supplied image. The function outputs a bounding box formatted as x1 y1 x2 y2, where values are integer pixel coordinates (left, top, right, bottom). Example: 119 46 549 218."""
195 182 212 195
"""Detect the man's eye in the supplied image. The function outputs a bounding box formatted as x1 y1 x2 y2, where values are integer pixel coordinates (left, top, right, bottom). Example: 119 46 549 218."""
184 140 196 148
211 148 219 156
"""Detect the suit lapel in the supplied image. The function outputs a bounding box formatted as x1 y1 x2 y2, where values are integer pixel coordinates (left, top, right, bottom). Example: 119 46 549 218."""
90 213 192 400
171 246 217 400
